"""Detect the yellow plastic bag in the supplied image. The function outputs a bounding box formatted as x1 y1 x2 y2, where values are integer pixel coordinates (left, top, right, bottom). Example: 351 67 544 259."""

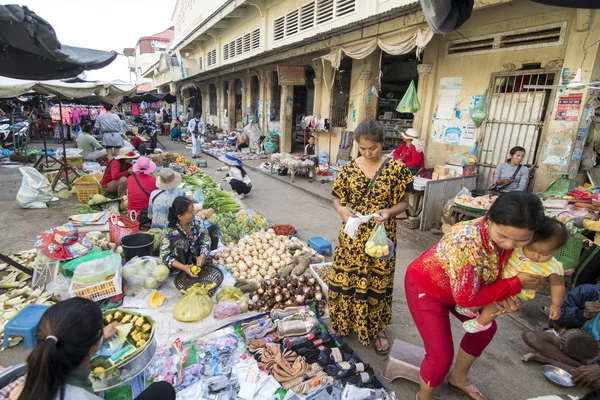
174 287 213 322
365 223 390 258
216 286 248 313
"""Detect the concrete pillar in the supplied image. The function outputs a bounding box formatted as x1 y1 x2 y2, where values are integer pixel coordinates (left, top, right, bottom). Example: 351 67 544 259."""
258 70 266 131
413 63 433 137
241 74 248 124
227 79 236 131
280 84 293 153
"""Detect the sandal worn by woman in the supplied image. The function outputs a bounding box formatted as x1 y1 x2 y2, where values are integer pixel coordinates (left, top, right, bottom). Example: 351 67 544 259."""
374 332 390 356
448 382 488 400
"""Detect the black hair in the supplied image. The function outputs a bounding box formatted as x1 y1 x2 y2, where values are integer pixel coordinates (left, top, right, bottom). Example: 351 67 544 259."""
195 113 201 120
167 196 194 228
582 389 600 400
487 191 544 231
507 146 526 162
125 130 134 136
531 216 569 248
354 120 384 144
18 298 103 400
105 104 114 111
82 123 93 134
233 165 247 177
308 135 315 140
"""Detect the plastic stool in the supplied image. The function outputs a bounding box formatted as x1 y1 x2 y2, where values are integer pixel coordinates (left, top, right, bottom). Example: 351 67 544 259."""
307 237 332 255
3 305 50 350
382 339 443 399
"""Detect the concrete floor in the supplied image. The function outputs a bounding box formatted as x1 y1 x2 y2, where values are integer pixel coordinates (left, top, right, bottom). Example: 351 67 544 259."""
0 138 588 399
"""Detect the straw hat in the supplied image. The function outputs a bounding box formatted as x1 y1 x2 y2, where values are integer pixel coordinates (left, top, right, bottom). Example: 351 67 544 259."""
156 168 182 190
132 156 156 175
115 147 140 160
218 154 243 167
401 128 419 140
34 224 93 261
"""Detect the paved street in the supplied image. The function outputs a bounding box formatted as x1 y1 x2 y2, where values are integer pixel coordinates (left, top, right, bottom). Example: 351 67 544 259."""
0 138 588 399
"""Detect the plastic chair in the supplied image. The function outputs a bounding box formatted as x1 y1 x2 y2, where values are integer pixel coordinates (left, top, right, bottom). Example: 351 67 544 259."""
3 305 50 350
307 237 332 256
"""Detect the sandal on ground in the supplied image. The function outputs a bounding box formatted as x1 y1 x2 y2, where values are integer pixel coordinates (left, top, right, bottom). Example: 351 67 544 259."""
448 382 488 400
540 306 550 317
374 332 390 356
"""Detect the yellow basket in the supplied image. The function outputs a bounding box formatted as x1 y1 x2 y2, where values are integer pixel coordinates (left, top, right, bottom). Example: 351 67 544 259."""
74 175 102 203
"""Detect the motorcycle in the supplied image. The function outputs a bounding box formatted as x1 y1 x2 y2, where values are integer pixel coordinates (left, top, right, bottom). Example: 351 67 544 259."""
0 121 29 149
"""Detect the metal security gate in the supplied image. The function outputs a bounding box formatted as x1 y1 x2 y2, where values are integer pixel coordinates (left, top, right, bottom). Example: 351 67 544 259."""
478 70 558 189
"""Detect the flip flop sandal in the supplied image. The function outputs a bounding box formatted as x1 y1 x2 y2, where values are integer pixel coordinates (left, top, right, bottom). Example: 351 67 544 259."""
540 306 550 317
448 382 488 400
374 333 390 356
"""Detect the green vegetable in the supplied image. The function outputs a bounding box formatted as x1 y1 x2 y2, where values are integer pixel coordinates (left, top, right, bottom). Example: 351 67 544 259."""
203 189 241 214
74 205 96 214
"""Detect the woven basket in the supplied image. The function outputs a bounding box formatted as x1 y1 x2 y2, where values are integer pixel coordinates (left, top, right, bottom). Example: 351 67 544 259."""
555 232 584 270
174 264 223 295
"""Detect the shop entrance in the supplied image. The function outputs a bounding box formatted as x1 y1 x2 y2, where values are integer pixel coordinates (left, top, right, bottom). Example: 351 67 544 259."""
291 67 315 153
187 87 202 117
250 75 259 122
477 69 558 189
377 52 419 150
234 79 243 129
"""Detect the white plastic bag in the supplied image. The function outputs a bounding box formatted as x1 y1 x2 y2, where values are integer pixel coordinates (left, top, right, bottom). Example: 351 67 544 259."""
16 166 54 208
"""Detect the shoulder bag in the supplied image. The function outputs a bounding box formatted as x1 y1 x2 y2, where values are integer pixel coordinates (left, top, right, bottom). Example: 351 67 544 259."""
133 174 151 197
490 164 522 192
350 158 390 211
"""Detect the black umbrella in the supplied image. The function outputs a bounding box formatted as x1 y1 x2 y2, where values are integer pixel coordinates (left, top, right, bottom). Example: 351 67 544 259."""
0 4 118 80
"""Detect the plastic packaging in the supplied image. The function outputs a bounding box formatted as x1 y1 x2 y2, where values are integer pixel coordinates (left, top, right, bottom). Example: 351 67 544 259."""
396 80 420 113
216 286 248 312
174 286 213 322
213 301 241 319
72 253 120 286
470 90 488 128
122 256 169 295
16 166 54 209
365 223 390 258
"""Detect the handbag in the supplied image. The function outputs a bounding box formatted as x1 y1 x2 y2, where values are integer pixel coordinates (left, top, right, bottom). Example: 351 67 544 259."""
350 158 390 211
490 164 522 192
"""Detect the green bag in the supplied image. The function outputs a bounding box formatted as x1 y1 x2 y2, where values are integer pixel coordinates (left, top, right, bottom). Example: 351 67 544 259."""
470 90 488 128
396 80 421 113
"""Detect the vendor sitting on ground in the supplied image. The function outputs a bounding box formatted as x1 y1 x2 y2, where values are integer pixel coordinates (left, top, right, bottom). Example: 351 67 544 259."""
125 130 147 155
127 156 157 215
148 168 186 230
216 154 252 198
16 297 175 400
77 123 106 162
236 129 249 151
492 146 530 192
101 147 138 198
522 283 600 389
160 196 211 278
170 122 182 141
392 128 424 175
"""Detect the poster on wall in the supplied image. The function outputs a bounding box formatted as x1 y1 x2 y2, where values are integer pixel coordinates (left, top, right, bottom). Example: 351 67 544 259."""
285 97 293 117
431 120 477 147
278 66 306 86
438 77 462 96
571 102 595 161
437 96 456 120
541 136 572 166
554 93 583 121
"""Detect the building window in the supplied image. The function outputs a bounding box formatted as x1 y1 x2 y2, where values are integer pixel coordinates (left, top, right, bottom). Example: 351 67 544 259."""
209 84 217 115
207 49 217 68
198 56 203 70
270 71 281 121
223 29 261 62
331 57 352 128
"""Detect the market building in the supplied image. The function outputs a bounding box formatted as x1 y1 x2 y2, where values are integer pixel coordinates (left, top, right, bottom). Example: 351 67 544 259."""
124 27 175 88
162 0 600 191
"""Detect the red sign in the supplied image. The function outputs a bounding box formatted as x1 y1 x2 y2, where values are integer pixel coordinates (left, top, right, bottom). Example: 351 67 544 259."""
555 93 583 121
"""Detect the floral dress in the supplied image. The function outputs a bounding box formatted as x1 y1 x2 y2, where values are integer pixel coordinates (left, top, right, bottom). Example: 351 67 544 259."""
330 159 413 344
160 216 211 268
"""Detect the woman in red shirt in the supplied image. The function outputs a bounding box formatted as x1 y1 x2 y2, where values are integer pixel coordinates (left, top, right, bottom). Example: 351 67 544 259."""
126 131 147 155
392 128 424 174
101 148 138 198
127 156 157 213
406 192 547 400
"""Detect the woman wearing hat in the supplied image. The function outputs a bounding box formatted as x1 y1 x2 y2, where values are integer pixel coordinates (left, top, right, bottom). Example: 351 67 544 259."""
216 154 252 198
127 156 158 214
392 128 425 175
148 168 186 230
101 147 139 198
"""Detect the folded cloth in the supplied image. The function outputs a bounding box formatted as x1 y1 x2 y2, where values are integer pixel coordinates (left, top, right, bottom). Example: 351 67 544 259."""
283 363 333 395
0 374 25 400
242 318 275 341
277 318 318 338
69 212 109 226
246 332 280 352
272 351 309 383
295 347 321 364
271 305 313 321
318 344 357 367
258 343 297 375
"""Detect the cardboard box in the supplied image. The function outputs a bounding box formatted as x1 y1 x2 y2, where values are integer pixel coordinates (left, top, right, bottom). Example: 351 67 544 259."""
432 172 449 180
445 164 478 176
434 165 449 176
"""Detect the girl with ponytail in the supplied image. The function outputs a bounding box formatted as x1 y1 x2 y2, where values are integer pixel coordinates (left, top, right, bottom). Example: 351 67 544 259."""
18 298 174 400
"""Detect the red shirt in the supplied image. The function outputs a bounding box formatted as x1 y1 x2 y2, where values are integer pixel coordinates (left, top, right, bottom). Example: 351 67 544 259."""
406 218 522 307
392 142 424 168
127 174 157 212
130 136 144 149
101 160 131 188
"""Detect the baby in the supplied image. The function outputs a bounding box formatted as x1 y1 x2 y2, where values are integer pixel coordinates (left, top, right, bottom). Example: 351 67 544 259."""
458 217 568 333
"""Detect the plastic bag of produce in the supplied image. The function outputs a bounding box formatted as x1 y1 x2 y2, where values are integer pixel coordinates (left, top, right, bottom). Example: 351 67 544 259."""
213 302 241 319
174 287 214 322
73 253 121 286
216 286 248 312
396 80 421 113
365 223 390 258
122 256 170 295
470 90 488 128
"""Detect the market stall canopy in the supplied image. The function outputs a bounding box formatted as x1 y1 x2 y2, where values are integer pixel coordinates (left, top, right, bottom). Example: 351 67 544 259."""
124 92 177 104
0 4 118 80
0 76 136 105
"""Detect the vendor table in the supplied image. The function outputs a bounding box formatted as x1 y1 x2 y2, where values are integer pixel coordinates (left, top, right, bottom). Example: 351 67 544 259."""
269 162 316 184
450 205 486 223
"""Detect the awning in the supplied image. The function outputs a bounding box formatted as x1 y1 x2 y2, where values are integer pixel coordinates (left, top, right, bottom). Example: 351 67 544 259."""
124 92 177 104
0 76 136 105
0 5 118 80
321 24 433 69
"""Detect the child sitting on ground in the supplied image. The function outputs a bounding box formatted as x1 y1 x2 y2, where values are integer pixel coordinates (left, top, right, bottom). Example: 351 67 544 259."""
458 216 568 333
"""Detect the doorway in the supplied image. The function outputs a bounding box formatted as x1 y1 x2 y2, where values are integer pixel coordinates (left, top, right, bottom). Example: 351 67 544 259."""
250 75 259 122
187 87 202 117
234 79 243 129
291 67 315 153
477 69 557 189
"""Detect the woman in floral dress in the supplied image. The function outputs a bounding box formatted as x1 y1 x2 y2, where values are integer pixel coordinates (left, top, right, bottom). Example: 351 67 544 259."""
330 120 413 355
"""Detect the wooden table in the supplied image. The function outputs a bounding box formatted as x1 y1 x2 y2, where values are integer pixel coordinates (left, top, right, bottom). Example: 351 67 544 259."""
270 162 316 184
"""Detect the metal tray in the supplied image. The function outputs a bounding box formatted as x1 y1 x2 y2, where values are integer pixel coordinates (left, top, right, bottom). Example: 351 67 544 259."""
453 201 488 213
540 364 575 388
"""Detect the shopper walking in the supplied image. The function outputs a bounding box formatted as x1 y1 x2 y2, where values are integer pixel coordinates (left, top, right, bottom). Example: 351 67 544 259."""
94 104 124 161
188 113 204 159
405 191 547 400
330 119 413 354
